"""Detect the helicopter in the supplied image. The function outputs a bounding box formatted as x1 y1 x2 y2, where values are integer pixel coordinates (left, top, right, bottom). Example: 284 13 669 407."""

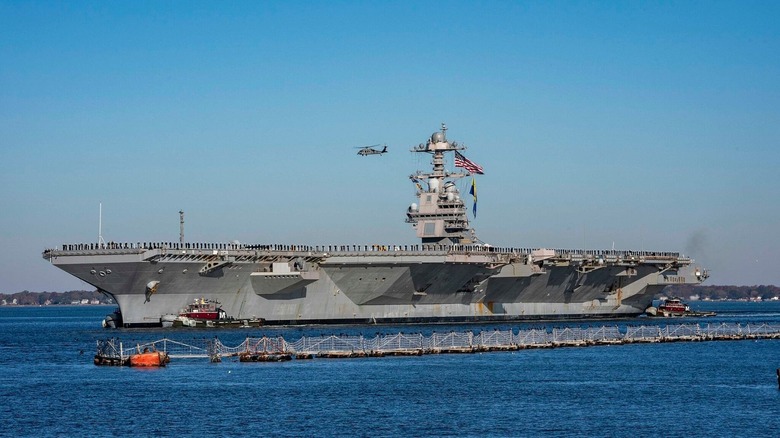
355 144 388 156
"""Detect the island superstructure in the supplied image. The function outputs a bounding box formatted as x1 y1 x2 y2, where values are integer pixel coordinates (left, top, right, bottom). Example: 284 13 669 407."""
43 125 708 327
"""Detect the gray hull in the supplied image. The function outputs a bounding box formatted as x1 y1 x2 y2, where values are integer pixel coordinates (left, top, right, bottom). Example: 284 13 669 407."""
44 243 702 327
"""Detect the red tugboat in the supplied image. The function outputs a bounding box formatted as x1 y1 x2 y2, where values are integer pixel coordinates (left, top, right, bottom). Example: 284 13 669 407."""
646 297 716 317
656 297 690 316
180 298 227 320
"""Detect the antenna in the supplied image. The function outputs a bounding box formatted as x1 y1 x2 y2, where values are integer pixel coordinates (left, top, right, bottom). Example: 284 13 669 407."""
179 210 184 244
98 202 106 248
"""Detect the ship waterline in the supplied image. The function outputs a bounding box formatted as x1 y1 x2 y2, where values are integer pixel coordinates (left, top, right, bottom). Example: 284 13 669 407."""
42 125 706 327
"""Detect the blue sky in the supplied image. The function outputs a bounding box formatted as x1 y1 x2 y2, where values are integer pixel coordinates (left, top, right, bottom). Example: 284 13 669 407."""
1 1 779 292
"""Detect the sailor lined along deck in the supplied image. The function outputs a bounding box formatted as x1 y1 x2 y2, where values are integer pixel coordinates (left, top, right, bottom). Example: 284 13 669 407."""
43 125 707 327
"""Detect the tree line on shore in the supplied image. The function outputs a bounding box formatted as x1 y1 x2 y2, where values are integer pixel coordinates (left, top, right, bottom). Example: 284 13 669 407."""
661 284 780 301
1 290 114 305
2 285 779 306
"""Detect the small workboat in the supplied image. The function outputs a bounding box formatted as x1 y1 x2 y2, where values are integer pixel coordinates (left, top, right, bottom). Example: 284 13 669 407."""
179 298 227 320
657 297 690 316
102 308 123 328
646 297 716 317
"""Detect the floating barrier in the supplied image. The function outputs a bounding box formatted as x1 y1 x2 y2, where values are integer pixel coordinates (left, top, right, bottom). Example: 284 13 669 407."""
94 339 171 367
93 322 780 365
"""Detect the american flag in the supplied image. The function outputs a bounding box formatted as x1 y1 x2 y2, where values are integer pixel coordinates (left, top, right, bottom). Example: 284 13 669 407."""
454 151 484 174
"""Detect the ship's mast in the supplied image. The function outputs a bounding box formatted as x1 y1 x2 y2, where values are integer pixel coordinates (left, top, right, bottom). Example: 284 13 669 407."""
98 202 106 248
179 210 185 244
406 123 477 245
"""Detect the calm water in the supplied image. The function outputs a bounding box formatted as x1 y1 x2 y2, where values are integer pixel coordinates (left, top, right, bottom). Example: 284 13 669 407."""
2 303 780 437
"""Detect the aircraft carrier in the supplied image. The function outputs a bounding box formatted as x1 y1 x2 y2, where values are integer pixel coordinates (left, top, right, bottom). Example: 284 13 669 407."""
42 125 708 327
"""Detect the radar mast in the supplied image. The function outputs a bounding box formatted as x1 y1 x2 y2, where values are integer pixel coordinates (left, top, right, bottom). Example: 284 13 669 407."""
406 124 478 245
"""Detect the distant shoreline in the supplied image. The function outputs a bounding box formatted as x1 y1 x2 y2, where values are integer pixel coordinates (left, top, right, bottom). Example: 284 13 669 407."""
0 290 113 306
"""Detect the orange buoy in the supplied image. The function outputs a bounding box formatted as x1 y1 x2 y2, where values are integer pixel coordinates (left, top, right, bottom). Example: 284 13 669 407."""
129 351 168 367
